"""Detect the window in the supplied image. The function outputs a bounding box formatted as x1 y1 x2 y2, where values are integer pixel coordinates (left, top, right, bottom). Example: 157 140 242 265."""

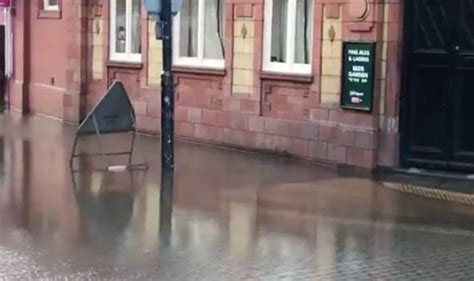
110 0 141 63
174 0 225 68
43 0 59 11
263 0 313 74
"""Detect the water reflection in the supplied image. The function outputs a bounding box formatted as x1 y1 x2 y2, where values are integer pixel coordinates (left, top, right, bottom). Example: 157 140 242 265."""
1 115 474 279
71 170 145 253
69 166 176 258
3 132 474 253
159 171 174 248
0 132 171 255
0 139 32 230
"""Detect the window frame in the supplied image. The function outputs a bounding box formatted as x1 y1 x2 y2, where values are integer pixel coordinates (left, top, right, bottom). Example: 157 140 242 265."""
263 0 313 75
43 0 59 11
173 0 225 69
109 0 142 63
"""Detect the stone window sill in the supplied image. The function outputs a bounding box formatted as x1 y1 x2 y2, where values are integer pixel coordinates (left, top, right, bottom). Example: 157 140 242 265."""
172 66 226 77
38 10 61 19
106 61 143 70
260 71 313 83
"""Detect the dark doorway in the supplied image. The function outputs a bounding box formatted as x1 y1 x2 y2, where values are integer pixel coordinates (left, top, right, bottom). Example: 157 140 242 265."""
402 0 474 171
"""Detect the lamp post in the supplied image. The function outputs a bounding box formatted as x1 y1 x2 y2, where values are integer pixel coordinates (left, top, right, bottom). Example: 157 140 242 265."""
143 0 182 244
160 0 174 174
143 0 182 174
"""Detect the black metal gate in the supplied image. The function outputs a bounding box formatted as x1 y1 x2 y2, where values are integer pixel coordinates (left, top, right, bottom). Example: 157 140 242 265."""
402 0 474 171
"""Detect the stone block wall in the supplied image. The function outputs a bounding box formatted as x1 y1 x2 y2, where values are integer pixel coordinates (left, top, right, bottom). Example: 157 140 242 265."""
10 0 404 171
148 20 162 86
92 17 104 81
158 0 402 171
109 0 402 171
10 0 88 123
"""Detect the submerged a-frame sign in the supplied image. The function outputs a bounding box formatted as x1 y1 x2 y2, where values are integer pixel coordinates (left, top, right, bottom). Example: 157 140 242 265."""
70 81 147 171
78 81 135 136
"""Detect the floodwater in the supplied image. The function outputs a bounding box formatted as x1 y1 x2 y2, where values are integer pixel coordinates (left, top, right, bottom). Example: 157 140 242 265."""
0 113 474 280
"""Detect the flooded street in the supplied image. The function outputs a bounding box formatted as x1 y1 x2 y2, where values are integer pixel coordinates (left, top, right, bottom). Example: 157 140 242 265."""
0 113 474 280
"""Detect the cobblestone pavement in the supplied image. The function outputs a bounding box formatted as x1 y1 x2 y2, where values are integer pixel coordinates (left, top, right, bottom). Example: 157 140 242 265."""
1 114 474 280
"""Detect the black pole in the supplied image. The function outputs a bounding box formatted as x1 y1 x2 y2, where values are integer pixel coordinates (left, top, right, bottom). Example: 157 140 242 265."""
159 0 174 173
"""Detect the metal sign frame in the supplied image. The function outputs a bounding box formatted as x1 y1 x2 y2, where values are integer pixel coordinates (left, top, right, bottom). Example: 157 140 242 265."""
70 81 148 172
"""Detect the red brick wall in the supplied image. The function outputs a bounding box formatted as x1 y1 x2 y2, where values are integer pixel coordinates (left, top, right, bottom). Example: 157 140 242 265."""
10 0 87 122
89 0 404 171
10 0 405 171
10 0 29 112
0 9 5 25
28 3 68 118
86 1 155 133
164 0 402 171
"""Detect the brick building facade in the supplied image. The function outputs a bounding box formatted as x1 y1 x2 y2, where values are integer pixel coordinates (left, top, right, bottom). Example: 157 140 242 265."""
8 0 404 171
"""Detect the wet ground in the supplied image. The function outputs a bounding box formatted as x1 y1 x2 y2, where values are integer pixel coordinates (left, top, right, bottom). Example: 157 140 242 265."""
1 113 474 280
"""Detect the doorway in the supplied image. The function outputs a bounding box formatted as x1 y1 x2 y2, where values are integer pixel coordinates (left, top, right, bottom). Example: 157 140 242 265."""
402 0 474 171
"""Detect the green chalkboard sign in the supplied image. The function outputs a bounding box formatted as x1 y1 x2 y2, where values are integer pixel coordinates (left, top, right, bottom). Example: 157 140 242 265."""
341 42 375 112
